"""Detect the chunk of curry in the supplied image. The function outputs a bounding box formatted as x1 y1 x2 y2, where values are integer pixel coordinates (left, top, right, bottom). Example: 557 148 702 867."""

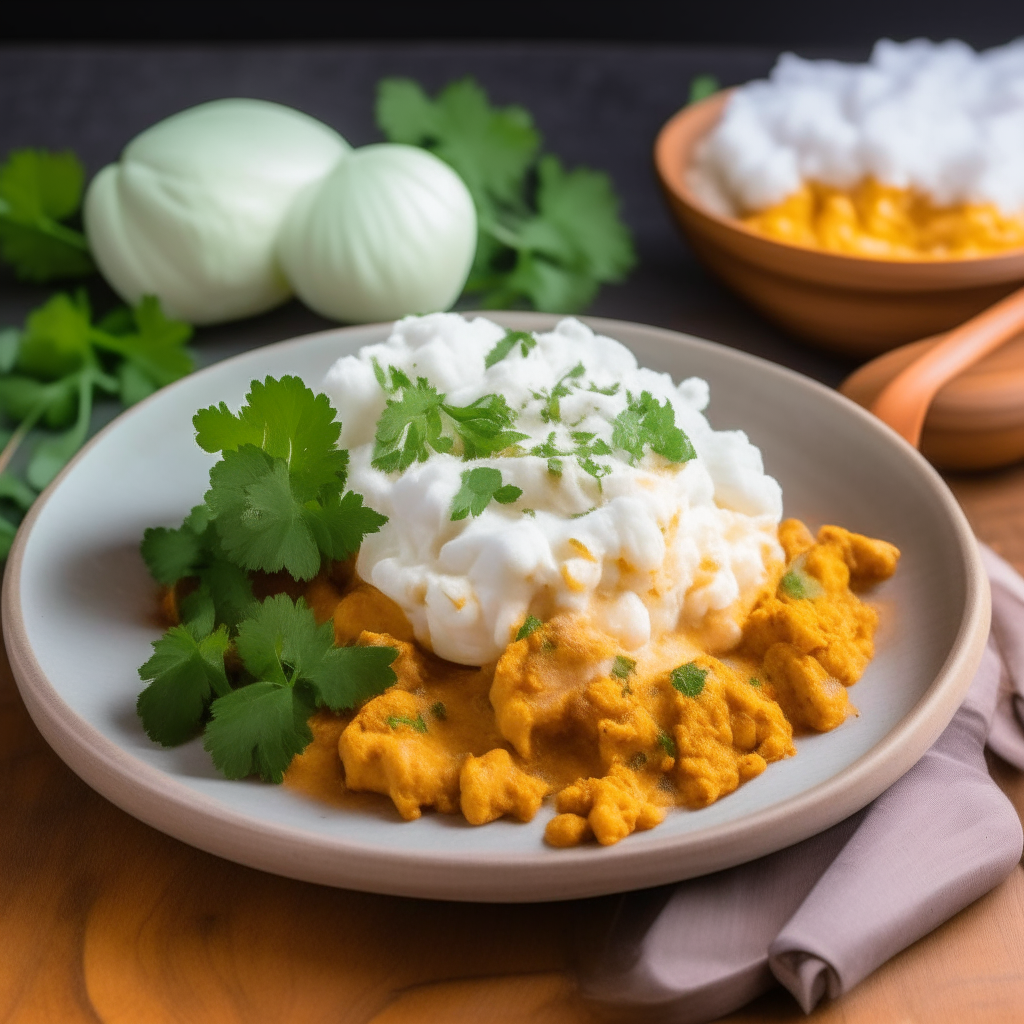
283 519 898 848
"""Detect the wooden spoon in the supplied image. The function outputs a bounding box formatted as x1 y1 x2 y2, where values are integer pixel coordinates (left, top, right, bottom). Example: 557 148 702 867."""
867 285 1024 449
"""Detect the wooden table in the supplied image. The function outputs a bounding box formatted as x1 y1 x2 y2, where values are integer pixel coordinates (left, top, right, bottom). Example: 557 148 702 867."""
1 467 1022 1024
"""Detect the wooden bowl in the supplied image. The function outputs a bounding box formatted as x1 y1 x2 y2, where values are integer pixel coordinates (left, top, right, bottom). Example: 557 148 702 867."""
654 93 1024 358
840 329 1024 470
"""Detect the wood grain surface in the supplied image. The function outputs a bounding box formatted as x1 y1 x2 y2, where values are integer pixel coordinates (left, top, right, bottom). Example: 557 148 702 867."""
2 468 1023 1024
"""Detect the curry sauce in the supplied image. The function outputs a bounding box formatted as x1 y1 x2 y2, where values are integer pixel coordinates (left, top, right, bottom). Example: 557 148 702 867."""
267 520 899 847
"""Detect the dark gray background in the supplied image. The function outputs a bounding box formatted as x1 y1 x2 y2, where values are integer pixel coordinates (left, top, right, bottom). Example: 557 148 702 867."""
0 43 865 389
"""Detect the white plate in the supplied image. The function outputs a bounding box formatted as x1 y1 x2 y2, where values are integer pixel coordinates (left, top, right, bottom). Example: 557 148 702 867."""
2 313 990 902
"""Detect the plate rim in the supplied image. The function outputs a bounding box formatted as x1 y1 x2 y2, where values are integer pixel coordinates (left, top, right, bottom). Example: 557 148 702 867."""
1 312 992 902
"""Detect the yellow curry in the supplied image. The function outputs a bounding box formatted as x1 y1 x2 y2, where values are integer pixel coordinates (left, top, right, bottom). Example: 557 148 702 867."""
743 178 1024 259
246 519 898 847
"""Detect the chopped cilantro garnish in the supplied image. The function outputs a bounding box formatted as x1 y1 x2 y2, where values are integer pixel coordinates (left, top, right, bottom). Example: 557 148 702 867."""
541 638 557 652
612 655 636 680
522 507 536 517
485 329 537 368
570 507 597 519
532 362 585 424
612 391 697 466
376 77 635 314
780 560 823 600
430 701 447 721
671 662 708 698
371 371 528 472
627 751 647 771
387 714 428 734
749 677 762 688
657 731 677 758
0 149 94 282
450 466 523 520
516 614 544 641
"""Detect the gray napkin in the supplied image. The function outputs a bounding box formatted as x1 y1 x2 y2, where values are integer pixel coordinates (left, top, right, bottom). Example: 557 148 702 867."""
576 543 1024 1023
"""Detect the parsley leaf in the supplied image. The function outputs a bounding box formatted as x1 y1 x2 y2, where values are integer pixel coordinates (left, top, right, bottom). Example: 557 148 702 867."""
450 466 522 520
0 149 94 282
689 74 720 104
671 662 708 698
657 730 678 758
137 623 231 746
485 329 537 369
612 391 697 466
387 713 428 733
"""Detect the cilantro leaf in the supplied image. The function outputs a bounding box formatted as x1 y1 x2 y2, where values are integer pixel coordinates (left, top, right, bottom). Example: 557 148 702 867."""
302 489 389 562
516 615 543 641
204 680 316 784
207 448 323 581
141 523 204 585
136 623 231 746
671 662 708 698
612 391 696 466
658 730 678 758
450 466 522 520
612 655 636 680
0 149 94 282
194 376 347 493
311 644 400 712
376 77 635 315
371 376 448 473
780 560 823 600
485 329 537 369
377 77 540 209
17 291 93 380
371 374 527 470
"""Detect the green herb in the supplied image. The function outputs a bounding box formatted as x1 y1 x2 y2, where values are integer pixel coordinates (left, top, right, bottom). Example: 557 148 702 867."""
671 661 708 698
612 655 636 680
532 362 585 424
541 638 557 653
626 751 647 771
484 329 537 368
0 291 193 557
780 560 823 600
371 371 528 472
195 376 386 580
657 730 677 758
688 75 720 105
387 714 428 734
516 614 543 641
522 508 536 517
611 390 697 466
749 676 762 689
0 149 94 282
138 382 400 785
376 77 635 314
204 596 397 784
449 466 523 520
137 622 232 746
430 701 447 721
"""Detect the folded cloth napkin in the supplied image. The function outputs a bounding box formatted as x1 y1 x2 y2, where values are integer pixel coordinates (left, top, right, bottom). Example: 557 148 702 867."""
575 543 1024 1023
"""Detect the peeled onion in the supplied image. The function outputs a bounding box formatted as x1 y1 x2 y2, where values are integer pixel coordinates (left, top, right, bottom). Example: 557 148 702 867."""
277 143 477 323
84 99 349 324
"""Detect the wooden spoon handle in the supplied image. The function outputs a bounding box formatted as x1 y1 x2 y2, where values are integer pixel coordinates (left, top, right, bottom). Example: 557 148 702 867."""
870 285 1024 448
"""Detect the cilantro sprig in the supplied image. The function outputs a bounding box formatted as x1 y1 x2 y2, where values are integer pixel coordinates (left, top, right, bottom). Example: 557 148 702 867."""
376 77 636 314
371 367 528 472
450 466 522 520
0 291 193 558
0 149 94 282
138 378 399 786
612 391 697 466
